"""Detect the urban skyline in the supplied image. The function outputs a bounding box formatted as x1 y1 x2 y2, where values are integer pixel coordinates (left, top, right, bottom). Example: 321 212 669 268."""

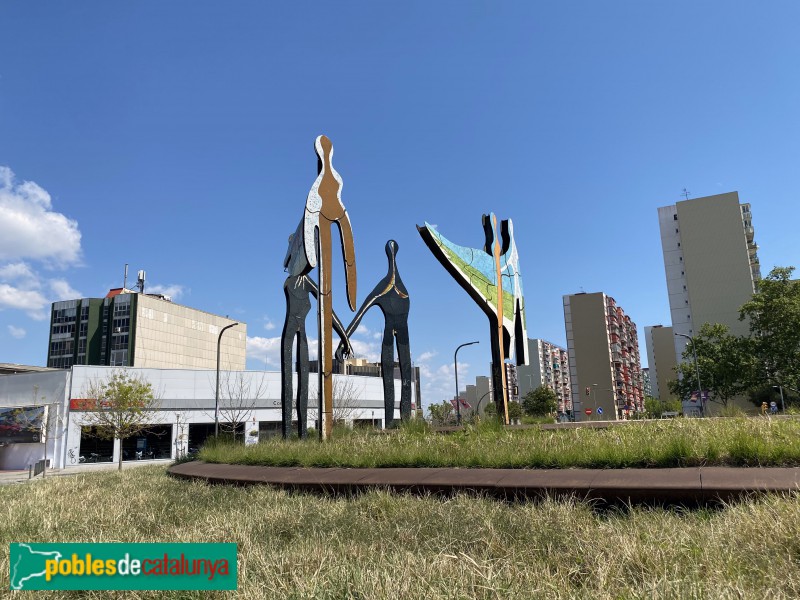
2 4 799 412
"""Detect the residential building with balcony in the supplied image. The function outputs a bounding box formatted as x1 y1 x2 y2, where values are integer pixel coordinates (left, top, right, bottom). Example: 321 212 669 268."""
657 192 759 362
644 325 678 402
563 292 645 421
517 339 571 416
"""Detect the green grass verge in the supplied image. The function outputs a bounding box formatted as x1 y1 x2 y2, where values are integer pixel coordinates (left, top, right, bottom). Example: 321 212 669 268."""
199 417 800 469
1 466 799 598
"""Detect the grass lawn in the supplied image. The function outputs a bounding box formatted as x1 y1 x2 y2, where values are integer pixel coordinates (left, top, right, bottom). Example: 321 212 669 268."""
2 465 799 599
199 416 800 469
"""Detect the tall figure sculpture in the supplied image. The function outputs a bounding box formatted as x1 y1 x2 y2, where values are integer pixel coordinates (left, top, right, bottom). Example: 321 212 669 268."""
417 214 529 424
337 240 411 428
281 220 352 438
302 135 357 440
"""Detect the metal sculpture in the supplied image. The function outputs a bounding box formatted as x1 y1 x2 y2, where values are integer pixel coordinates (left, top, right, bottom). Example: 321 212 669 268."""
281 219 352 439
337 240 411 428
417 214 529 424
301 135 357 440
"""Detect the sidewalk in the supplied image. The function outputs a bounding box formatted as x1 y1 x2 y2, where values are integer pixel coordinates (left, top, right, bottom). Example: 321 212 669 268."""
168 461 800 504
0 459 172 486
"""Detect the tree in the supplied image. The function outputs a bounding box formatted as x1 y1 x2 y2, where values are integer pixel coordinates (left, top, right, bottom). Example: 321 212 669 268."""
668 323 753 409
739 266 800 391
308 376 363 429
521 386 558 417
81 371 161 471
507 400 524 422
212 371 267 441
427 400 454 426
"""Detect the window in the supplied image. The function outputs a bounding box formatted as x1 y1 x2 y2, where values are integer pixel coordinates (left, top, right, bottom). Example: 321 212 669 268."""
673 214 678 220
675 228 679 233
677 242 681 247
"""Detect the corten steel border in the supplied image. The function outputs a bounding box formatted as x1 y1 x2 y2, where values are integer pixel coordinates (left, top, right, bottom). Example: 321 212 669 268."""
417 215 528 424
168 461 800 505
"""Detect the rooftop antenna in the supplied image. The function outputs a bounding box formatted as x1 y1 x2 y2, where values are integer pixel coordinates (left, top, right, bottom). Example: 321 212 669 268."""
136 270 146 294
681 188 691 200
123 264 129 290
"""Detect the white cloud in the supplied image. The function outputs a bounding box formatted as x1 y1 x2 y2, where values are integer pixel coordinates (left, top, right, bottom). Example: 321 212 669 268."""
262 316 276 331
350 339 381 362
416 350 438 362
419 361 471 412
247 336 282 368
7 325 26 339
0 166 82 265
147 284 186 300
351 324 372 338
49 279 82 301
0 283 49 319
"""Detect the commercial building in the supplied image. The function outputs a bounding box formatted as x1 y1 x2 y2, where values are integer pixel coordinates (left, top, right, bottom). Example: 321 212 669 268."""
644 325 678 402
0 365 414 470
517 339 571 416
657 192 759 361
47 289 246 371
563 292 644 421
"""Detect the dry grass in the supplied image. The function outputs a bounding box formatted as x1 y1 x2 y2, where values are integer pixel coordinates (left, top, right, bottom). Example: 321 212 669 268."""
1 466 800 598
200 416 800 469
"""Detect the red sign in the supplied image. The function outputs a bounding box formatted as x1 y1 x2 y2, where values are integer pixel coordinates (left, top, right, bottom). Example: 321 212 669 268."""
584 408 592 415
69 398 110 410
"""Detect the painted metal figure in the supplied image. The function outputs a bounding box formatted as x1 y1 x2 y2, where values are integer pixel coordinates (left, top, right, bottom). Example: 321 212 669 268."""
337 240 411 428
281 220 352 438
302 135 357 439
417 214 529 424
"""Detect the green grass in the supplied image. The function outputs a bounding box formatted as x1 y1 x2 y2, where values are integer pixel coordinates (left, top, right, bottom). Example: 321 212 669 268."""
199 416 800 469
2 466 800 598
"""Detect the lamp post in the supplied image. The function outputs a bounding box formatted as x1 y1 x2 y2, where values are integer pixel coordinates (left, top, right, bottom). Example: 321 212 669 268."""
675 332 704 416
454 341 480 425
591 383 598 420
215 322 239 437
475 390 492 418
772 385 786 414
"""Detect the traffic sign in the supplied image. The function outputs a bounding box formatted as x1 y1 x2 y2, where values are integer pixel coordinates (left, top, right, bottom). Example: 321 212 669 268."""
584 409 592 415
596 407 604 415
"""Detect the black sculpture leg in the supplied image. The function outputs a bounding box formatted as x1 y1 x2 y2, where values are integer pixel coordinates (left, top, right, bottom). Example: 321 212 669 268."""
489 320 505 419
296 329 309 439
395 323 412 421
381 326 396 428
280 325 295 439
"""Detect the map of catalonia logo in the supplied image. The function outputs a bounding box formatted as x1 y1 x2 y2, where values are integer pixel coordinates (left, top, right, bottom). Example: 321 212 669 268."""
9 543 237 591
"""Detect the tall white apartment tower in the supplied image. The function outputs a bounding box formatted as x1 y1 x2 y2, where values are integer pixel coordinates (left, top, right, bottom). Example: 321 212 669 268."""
657 191 759 361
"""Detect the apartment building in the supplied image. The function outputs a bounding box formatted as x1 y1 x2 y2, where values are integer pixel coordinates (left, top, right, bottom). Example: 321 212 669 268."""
657 192 759 361
47 289 246 370
563 292 644 421
517 339 571 416
644 325 679 402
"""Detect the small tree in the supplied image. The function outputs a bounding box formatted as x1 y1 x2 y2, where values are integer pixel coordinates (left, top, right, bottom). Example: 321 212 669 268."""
427 400 454 426
507 400 524 422
739 266 800 391
521 387 558 417
668 323 753 409
212 371 267 441
308 376 363 429
82 371 161 471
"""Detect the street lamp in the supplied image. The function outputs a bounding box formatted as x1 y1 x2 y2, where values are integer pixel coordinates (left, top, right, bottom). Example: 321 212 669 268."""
675 332 704 416
591 383 598 420
772 385 786 414
475 390 492 417
454 341 480 425
215 322 239 437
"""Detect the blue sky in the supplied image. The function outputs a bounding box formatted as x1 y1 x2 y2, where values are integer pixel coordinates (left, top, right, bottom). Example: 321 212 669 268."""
2 2 799 409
